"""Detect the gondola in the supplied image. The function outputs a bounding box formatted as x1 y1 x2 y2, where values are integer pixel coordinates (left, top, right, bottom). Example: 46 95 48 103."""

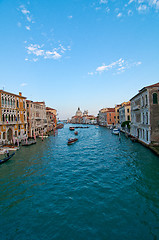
0 152 15 164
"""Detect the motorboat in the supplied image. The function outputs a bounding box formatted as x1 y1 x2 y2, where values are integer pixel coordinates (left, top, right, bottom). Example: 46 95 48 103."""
112 128 120 135
69 127 75 131
74 131 78 135
67 138 78 145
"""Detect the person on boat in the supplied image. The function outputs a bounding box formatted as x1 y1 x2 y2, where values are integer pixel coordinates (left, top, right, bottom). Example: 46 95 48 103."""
6 150 9 157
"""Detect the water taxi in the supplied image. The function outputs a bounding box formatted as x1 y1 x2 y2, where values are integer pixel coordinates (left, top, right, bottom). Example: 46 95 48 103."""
67 138 78 145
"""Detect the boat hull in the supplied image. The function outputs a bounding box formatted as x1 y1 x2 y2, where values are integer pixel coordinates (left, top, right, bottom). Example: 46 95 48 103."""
0 152 15 164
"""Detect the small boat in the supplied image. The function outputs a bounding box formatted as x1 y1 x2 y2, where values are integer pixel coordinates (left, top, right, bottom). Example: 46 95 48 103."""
67 138 78 145
74 131 78 135
21 140 36 146
0 152 15 164
56 123 64 129
2 145 19 151
39 135 48 138
112 128 120 135
69 127 75 131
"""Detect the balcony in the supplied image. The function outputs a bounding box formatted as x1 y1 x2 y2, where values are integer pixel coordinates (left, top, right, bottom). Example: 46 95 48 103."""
132 105 140 111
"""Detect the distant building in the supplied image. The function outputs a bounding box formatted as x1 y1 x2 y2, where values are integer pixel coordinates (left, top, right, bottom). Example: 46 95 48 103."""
46 107 57 132
76 107 82 117
71 108 96 124
119 101 131 131
98 108 115 126
130 82 159 145
27 101 47 138
115 104 121 127
0 90 27 145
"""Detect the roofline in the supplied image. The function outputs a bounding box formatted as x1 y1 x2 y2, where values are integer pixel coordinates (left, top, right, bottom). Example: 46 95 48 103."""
0 90 27 99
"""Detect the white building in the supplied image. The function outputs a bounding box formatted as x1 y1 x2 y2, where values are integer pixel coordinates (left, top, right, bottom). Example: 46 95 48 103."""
130 82 159 145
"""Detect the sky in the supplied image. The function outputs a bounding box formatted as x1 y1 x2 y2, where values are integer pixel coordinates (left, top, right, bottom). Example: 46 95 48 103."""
0 0 159 119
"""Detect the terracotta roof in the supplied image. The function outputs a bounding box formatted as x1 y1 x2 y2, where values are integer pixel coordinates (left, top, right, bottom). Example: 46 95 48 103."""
46 107 56 111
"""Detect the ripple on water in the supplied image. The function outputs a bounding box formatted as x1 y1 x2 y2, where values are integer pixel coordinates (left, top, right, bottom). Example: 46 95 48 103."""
0 125 159 240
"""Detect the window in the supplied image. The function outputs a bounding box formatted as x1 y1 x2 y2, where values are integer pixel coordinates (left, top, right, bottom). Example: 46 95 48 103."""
146 112 148 124
127 109 129 113
143 113 144 124
127 115 130 121
145 95 148 106
17 100 19 108
2 97 4 106
153 93 158 104
146 130 149 141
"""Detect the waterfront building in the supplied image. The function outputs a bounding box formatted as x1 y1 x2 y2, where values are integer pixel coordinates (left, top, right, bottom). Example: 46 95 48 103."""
119 101 131 131
83 110 88 117
98 108 115 127
27 101 47 138
115 104 121 127
76 107 82 117
0 90 27 145
130 82 159 145
46 107 57 132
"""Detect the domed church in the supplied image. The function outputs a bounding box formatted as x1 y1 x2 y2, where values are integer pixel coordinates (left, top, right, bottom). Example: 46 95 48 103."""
76 107 82 117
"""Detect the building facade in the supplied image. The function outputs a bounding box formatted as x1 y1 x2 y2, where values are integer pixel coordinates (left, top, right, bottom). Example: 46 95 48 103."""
27 101 47 138
46 107 57 132
130 83 159 145
98 108 115 126
0 90 27 145
119 102 131 128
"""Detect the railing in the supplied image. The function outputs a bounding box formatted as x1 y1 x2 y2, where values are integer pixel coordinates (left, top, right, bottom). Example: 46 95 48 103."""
132 105 140 111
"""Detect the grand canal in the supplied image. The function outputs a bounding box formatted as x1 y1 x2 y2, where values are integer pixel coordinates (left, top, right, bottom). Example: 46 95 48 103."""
0 125 159 240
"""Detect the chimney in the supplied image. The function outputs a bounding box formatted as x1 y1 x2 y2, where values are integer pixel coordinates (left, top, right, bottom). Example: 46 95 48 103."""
19 92 22 96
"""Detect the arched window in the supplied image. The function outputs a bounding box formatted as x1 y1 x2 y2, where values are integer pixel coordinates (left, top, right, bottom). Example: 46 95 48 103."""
11 115 13 122
9 115 10 122
5 98 7 106
2 114 5 122
153 93 158 104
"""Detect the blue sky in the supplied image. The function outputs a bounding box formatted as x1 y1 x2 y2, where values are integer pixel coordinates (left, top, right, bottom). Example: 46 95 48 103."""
0 0 159 119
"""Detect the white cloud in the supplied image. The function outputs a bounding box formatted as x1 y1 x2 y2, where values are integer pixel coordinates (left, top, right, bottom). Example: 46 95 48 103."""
20 83 27 87
137 4 148 12
25 43 67 61
90 58 142 75
117 12 122 17
21 9 30 15
88 72 94 75
25 26 31 31
100 0 108 4
128 9 133 15
68 15 73 19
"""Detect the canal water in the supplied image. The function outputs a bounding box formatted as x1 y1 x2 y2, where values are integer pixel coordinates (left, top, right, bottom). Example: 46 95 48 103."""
0 125 159 240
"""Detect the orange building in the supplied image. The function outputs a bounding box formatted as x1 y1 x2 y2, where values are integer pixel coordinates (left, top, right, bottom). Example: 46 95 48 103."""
0 90 27 145
98 108 115 126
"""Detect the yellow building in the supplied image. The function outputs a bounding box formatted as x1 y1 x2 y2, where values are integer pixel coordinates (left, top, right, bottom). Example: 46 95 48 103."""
0 90 27 145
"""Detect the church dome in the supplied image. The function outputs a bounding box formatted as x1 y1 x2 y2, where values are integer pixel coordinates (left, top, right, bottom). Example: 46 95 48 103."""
76 107 82 117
